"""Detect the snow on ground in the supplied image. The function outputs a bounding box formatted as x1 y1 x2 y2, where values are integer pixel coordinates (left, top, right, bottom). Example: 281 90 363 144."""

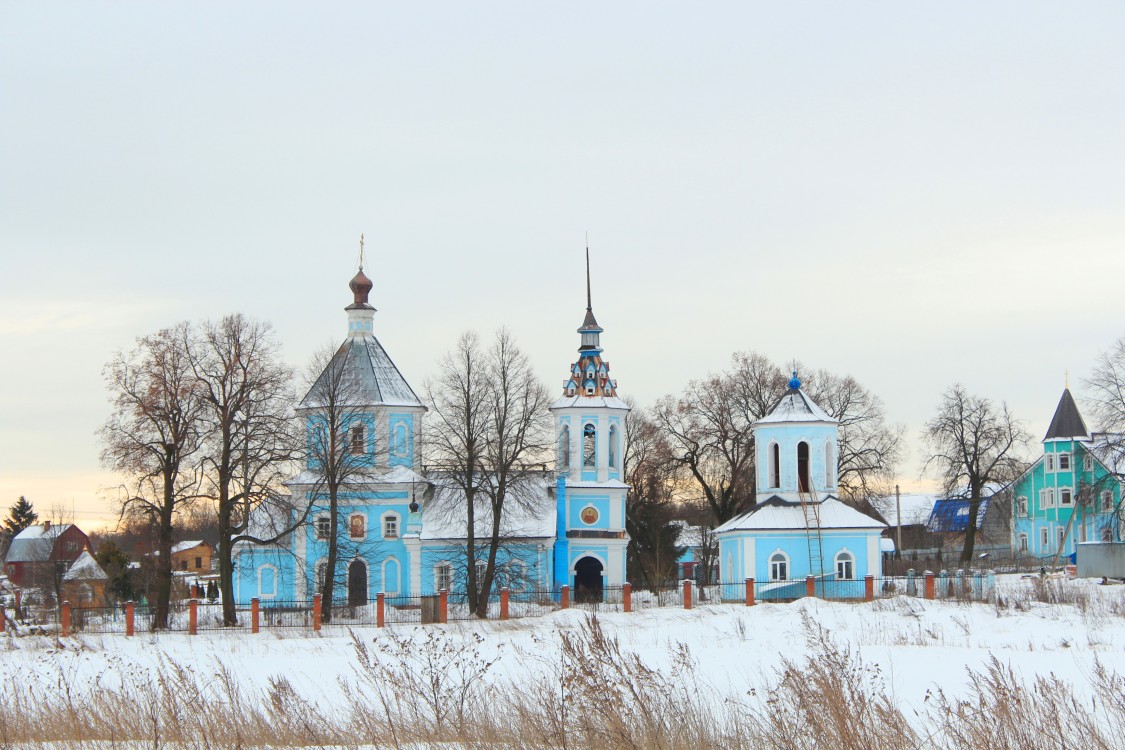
5 575 1125 721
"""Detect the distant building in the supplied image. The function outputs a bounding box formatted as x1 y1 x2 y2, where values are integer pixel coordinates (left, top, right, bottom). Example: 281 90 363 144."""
61 551 109 608
1011 388 1123 562
715 374 886 598
926 489 1011 558
3 521 91 588
170 541 213 573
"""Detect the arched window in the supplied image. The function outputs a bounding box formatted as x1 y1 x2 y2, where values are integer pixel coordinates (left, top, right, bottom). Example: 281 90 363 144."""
583 423 596 467
824 441 835 489
258 565 277 598
316 560 328 589
608 425 618 469
769 552 789 581
559 425 571 469
769 442 780 488
393 423 408 458
383 557 400 595
834 550 855 580
797 441 810 493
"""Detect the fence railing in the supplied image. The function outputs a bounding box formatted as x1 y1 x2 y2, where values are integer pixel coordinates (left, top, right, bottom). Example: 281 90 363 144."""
2 569 1002 638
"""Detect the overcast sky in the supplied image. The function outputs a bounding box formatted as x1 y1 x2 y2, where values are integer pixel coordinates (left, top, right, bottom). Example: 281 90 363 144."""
3 2 1124 530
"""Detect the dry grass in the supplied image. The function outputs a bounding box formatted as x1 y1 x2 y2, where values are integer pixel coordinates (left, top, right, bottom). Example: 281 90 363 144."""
1 612 1123 749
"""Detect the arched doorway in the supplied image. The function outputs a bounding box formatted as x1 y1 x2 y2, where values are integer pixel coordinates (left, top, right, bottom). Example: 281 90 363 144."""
348 558 368 607
574 556 604 603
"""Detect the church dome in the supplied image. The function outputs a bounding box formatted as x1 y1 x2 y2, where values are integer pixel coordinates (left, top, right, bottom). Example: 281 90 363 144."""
349 269 373 307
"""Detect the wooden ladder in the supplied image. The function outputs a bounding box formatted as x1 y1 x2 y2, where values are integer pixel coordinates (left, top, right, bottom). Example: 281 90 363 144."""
799 487 826 583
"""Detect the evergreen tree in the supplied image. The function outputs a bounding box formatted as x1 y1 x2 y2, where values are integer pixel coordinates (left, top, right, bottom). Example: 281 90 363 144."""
4 496 38 535
95 540 136 602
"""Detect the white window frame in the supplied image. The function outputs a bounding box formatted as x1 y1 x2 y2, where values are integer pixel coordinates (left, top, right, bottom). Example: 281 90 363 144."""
1040 527 1049 551
1045 454 1055 472
434 562 452 592
1016 496 1028 516
1103 491 1115 513
582 423 596 468
257 565 278 599
1059 488 1073 507
315 515 331 540
1057 453 1071 471
769 551 789 582
316 560 328 589
348 513 366 540
834 550 855 581
349 423 366 455
1084 454 1094 472
1058 527 1066 549
1018 533 1029 553
382 512 400 540
1041 488 1055 509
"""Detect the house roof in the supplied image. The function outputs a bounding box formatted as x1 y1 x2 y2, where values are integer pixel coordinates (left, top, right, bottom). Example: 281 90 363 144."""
421 474 555 540
715 495 885 533
755 384 837 426
5 523 74 563
299 335 423 410
171 540 209 555
926 497 991 533
62 551 108 582
1044 388 1089 441
286 465 427 488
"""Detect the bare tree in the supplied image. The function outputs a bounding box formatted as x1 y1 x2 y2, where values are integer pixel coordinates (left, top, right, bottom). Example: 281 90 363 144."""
623 406 684 587
427 329 551 617
923 384 1030 565
300 343 378 621
1087 336 1125 469
188 314 301 626
99 324 204 629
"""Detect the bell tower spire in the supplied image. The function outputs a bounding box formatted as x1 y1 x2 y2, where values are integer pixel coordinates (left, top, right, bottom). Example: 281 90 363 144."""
346 234 376 338
578 242 603 354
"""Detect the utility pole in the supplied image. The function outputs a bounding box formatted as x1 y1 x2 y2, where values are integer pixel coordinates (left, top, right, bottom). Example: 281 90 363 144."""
896 484 902 559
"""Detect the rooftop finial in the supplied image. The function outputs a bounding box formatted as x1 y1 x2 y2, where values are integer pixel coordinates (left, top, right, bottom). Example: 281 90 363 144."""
358 233 365 271
789 370 801 390
585 235 592 312
1065 369 1070 390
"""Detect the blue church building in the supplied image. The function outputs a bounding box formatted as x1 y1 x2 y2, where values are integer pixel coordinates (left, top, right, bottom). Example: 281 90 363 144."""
715 375 886 598
233 258 630 605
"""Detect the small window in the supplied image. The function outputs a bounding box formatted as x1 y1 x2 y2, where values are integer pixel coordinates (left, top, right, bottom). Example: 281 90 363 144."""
559 425 571 470
316 560 328 589
834 551 855 581
1102 491 1114 513
1084 454 1094 472
475 560 488 585
383 514 399 539
1102 527 1114 543
1060 488 1073 507
1045 454 1055 472
608 425 618 469
585 384 595 396
1040 527 1049 550
392 423 408 458
768 442 780 489
1058 527 1066 549
316 516 331 540
180 560 188 571
1018 533 1029 552
195 556 202 569
769 552 789 582
349 515 366 540
350 424 366 455
1058 453 1071 471
435 562 452 592
1017 496 1028 516
1041 489 1055 509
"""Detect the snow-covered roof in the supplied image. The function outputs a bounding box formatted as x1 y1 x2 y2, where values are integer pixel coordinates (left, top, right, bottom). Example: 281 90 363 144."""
286 465 427 487
5 523 74 563
870 494 937 527
63 551 107 582
670 520 711 549
549 394 631 410
755 387 837 425
299 335 423 410
421 475 555 540
171 540 209 555
565 479 631 489
715 495 885 533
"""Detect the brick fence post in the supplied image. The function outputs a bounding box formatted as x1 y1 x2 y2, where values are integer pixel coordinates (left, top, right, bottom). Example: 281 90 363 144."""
439 589 449 624
313 593 322 632
560 585 570 609
805 576 815 598
188 599 198 636
251 597 260 634
500 587 510 620
125 601 135 637
924 571 935 600
683 579 693 610
865 575 874 602
746 578 755 607
376 592 385 628
623 582 632 613
61 600 72 637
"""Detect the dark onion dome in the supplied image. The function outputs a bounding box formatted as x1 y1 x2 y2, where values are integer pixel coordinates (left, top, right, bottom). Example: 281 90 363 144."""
348 269 374 308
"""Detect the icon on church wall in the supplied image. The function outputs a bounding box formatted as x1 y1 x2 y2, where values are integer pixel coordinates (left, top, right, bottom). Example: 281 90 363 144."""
580 506 599 525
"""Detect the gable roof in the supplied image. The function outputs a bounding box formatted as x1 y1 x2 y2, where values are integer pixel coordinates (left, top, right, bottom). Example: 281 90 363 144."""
299 336 423 410
1044 388 1089 441
62 551 108 581
5 523 74 563
926 497 991 533
715 495 885 533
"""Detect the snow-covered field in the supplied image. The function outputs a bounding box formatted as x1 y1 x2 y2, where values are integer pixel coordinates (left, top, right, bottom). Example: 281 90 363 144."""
4 575 1125 748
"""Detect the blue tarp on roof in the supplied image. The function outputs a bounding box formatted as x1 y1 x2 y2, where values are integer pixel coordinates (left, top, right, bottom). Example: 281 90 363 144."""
926 498 990 533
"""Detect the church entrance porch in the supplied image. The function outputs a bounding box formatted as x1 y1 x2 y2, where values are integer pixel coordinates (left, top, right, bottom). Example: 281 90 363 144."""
574 556 604 603
348 559 368 607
